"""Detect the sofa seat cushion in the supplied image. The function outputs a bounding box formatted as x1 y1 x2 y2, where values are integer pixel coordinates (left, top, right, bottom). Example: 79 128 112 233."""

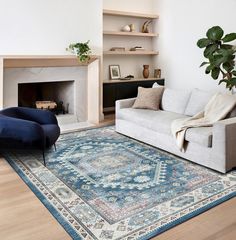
117 108 187 135
185 127 213 147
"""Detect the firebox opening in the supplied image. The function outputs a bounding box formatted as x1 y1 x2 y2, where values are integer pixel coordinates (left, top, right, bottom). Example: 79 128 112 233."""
18 81 74 115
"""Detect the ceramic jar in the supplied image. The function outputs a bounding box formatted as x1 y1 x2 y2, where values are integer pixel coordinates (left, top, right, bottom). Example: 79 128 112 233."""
143 65 150 78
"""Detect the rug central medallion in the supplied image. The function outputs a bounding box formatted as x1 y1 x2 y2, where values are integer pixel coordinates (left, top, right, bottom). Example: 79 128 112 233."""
74 148 165 190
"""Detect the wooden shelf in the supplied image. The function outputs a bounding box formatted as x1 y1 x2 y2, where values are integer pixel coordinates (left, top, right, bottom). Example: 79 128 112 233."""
103 31 158 37
1 55 99 68
103 50 158 56
103 78 163 84
103 9 159 19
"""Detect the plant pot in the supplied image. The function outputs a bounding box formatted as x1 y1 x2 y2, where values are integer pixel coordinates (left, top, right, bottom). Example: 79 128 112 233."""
143 65 150 78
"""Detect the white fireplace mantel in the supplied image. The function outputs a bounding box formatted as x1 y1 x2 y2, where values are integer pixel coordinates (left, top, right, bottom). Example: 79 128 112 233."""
0 55 102 124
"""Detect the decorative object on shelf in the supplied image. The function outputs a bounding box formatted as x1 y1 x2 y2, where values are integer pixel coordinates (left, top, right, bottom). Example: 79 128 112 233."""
197 26 236 90
143 65 150 78
130 46 145 51
66 41 91 62
142 20 152 33
110 47 126 51
126 74 134 78
110 65 121 79
154 68 161 78
129 24 135 32
119 75 135 80
121 25 131 32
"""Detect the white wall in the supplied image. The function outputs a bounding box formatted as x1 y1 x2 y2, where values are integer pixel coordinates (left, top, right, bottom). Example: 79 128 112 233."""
154 0 236 91
0 0 102 55
1 0 235 91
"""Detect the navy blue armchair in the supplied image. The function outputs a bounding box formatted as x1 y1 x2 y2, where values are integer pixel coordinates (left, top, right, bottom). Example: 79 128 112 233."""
0 107 60 165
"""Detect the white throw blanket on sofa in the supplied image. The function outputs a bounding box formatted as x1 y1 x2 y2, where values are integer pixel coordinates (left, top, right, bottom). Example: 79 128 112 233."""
171 92 236 151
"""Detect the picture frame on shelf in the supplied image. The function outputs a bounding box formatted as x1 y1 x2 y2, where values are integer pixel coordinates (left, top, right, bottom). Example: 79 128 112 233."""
109 65 121 80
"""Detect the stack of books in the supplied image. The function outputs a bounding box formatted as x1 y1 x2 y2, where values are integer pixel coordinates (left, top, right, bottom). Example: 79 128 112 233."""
110 47 125 51
130 46 145 51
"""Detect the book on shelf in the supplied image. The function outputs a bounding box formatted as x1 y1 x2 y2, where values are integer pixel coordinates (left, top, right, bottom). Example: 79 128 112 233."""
110 47 126 51
130 46 145 51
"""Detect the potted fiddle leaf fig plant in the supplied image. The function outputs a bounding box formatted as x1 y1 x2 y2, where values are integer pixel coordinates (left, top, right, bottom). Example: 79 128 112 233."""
197 26 236 90
66 40 91 63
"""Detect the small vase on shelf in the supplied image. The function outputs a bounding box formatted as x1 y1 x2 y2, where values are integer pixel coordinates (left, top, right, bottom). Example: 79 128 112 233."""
143 65 150 78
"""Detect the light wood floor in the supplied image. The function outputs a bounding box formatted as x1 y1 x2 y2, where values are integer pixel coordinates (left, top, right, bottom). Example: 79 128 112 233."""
0 115 236 240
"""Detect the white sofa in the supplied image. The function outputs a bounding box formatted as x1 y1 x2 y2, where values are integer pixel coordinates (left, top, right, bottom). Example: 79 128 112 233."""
115 88 236 173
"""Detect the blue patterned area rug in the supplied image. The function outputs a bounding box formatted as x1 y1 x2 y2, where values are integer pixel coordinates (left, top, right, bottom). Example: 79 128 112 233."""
3 126 236 240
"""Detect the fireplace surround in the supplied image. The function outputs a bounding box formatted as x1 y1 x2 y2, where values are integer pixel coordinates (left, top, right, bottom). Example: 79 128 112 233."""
0 55 102 127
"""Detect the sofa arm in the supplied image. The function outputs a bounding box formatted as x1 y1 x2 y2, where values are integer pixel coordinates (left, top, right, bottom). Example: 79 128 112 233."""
213 117 236 170
116 98 136 111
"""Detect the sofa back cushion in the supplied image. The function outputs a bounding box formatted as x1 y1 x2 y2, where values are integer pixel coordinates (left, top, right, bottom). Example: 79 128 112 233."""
184 89 214 116
161 88 191 114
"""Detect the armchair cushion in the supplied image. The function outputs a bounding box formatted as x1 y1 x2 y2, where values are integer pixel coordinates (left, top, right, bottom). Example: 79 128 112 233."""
0 107 58 125
0 107 60 150
0 114 44 144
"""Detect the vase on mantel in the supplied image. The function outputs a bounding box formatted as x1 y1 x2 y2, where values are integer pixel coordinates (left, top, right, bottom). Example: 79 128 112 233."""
143 65 149 78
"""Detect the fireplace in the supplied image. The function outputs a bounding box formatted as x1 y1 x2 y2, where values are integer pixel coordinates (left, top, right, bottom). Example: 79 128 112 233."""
0 55 102 129
18 81 74 114
3 66 88 122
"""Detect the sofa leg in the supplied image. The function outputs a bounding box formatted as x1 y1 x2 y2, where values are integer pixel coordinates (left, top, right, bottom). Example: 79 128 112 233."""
42 150 46 166
54 144 57 151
